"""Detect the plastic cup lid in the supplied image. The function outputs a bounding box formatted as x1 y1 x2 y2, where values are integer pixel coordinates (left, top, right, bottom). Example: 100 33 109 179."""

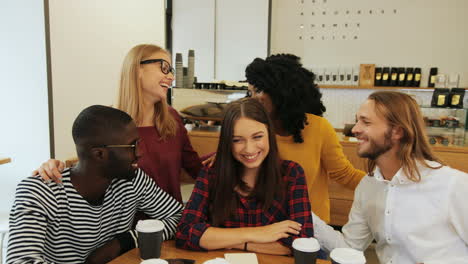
140 259 168 264
136 219 164 233
292 237 320 252
330 248 366 264
203 258 231 264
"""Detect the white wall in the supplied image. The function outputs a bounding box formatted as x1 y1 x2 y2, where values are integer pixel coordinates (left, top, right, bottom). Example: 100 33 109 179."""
216 0 269 81
271 0 468 128
172 0 269 82
49 0 166 160
271 0 468 87
0 1 50 212
172 0 216 82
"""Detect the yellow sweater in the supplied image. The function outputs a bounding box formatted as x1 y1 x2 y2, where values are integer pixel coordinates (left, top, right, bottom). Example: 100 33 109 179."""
276 114 365 223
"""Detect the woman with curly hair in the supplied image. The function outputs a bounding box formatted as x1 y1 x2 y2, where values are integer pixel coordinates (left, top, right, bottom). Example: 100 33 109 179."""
245 54 365 223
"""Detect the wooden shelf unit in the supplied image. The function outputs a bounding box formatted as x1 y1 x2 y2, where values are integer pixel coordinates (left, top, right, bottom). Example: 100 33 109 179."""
319 85 467 90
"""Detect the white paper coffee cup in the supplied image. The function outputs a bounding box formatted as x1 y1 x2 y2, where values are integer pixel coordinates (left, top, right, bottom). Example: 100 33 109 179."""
140 259 168 264
136 220 165 260
292 237 321 252
330 248 366 264
203 258 231 264
136 219 164 233
293 237 320 264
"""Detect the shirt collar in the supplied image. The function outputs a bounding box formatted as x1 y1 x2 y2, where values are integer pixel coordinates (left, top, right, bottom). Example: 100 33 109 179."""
373 160 441 185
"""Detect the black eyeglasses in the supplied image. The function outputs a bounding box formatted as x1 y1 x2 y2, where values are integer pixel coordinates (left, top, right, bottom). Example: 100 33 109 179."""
93 141 139 155
140 59 175 75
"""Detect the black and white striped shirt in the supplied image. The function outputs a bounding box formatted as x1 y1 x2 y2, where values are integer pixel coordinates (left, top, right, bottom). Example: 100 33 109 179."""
7 168 183 264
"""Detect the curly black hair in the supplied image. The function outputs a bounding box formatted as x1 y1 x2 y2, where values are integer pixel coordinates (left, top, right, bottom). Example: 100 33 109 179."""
245 54 326 143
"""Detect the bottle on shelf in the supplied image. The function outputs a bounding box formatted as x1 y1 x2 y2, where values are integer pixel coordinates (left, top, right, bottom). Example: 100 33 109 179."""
413 68 421 87
390 67 398 86
428 67 438 87
405 68 414 87
381 67 390 86
374 67 382 86
397 67 406 87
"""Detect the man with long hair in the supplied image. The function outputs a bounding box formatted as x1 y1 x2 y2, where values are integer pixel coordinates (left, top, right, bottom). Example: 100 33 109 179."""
312 91 468 264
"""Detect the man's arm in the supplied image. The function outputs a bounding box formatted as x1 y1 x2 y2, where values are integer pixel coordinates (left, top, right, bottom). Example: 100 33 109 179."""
7 180 54 264
448 172 468 245
84 230 140 264
84 238 121 264
86 170 183 263
87 169 184 263
136 170 184 240
313 179 373 253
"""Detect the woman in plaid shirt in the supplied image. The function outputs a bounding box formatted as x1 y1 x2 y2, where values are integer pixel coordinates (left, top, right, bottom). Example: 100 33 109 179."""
176 98 314 255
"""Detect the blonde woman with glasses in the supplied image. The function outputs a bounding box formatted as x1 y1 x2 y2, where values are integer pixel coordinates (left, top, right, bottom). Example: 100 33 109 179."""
34 44 205 203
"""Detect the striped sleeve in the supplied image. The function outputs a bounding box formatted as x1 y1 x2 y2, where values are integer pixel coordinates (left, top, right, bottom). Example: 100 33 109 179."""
133 170 184 240
7 178 57 264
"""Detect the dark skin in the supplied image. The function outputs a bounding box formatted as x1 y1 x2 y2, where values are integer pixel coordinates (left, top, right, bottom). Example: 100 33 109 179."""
247 85 289 137
71 162 113 206
70 122 140 264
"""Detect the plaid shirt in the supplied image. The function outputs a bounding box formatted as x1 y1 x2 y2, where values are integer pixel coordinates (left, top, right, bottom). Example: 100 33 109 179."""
176 160 314 250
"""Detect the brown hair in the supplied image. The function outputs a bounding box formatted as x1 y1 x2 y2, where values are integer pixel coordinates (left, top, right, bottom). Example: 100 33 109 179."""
116 44 177 140
367 91 444 181
209 98 284 226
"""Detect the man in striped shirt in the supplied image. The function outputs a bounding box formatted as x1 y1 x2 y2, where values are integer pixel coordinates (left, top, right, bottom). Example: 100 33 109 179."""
7 105 184 264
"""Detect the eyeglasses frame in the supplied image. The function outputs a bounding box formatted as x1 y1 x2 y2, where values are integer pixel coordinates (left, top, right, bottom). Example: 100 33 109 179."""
140 59 175 75
92 141 139 155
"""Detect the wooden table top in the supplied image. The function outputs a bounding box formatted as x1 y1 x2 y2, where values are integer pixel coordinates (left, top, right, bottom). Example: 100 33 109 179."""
109 240 330 264
0 157 11 165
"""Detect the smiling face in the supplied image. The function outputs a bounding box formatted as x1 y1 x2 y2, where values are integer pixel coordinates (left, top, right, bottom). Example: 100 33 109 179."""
352 99 396 161
231 117 270 173
139 51 174 104
106 122 141 181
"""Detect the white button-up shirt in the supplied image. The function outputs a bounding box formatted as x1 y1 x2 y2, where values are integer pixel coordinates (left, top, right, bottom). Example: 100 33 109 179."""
313 161 468 264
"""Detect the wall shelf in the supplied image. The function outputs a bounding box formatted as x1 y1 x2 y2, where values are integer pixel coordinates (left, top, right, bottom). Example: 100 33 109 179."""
319 85 467 90
0 157 11 165
173 88 247 94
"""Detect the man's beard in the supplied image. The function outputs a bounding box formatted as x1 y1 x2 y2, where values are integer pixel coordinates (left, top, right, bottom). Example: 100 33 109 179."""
359 128 394 161
107 151 136 181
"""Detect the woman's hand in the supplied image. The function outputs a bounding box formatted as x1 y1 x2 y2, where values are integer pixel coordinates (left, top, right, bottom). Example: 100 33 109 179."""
31 159 65 183
201 153 216 168
247 220 302 244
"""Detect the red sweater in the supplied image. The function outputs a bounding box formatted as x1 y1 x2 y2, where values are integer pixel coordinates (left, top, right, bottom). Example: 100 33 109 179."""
137 107 202 202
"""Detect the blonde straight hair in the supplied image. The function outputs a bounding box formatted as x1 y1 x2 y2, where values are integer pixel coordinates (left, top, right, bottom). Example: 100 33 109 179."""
116 44 177 140
367 91 444 182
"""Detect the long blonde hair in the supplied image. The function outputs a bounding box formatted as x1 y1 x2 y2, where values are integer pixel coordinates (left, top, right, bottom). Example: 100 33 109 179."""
116 44 177 140
367 91 444 182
